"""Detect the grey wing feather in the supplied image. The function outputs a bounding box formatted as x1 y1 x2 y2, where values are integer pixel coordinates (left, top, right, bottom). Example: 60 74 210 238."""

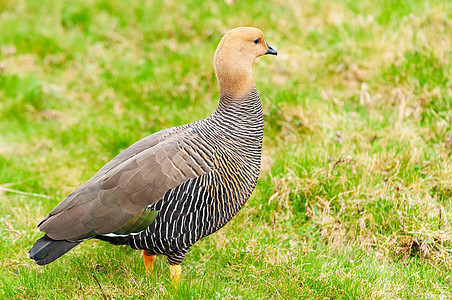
45 125 185 215
38 123 214 241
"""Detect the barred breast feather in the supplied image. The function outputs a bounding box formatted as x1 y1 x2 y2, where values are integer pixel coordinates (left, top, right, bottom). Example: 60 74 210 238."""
127 90 263 264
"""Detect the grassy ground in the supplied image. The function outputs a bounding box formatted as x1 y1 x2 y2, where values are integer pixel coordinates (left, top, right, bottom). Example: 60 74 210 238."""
0 0 451 298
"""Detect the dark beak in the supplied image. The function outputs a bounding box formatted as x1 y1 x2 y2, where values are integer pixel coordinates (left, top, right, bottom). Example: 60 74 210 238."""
265 42 277 55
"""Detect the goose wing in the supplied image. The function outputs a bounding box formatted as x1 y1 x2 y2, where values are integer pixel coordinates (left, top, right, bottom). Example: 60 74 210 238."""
38 125 213 241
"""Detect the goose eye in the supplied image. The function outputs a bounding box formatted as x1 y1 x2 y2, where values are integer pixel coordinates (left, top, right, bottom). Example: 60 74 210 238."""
254 39 260 44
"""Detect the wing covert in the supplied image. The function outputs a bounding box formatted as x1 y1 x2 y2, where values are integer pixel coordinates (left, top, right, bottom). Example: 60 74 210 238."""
39 125 215 241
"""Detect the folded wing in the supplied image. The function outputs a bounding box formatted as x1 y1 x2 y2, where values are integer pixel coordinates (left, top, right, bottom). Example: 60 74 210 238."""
38 125 214 241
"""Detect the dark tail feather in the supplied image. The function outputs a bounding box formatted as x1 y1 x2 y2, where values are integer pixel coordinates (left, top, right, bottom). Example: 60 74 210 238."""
29 235 81 265
95 234 129 245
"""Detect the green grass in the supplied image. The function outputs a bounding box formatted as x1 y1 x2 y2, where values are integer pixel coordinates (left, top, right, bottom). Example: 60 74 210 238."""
1 0 451 298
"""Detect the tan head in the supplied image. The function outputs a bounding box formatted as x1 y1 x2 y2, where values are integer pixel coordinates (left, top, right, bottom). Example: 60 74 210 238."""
214 27 277 98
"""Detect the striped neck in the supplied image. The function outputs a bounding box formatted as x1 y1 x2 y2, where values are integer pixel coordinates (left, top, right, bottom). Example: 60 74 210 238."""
206 87 264 152
216 87 261 113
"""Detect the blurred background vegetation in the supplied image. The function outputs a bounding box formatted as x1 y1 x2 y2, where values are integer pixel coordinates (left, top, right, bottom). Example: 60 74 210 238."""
0 0 451 298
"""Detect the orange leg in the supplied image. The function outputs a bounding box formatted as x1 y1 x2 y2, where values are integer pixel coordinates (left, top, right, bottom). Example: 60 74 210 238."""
169 265 181 286
142 250 156 274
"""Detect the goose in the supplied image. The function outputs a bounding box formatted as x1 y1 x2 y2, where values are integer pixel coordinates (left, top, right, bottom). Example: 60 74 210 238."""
30 27 277 285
